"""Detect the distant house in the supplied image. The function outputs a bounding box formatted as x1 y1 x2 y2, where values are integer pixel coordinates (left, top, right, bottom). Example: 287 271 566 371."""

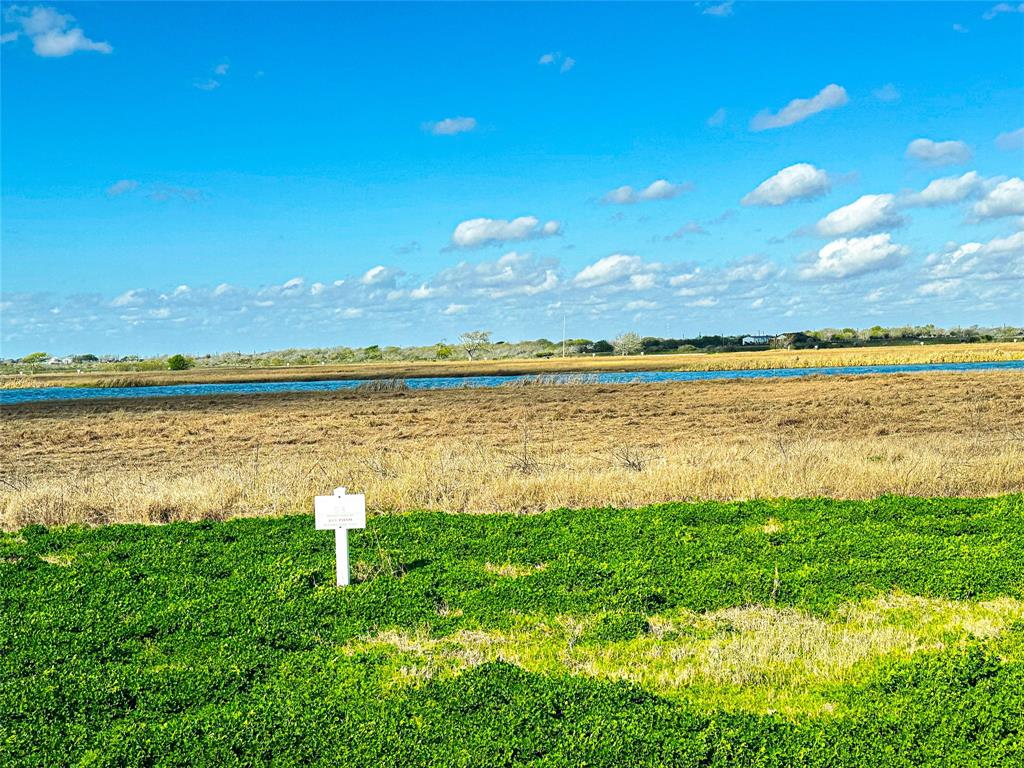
741 335 773 345
771 332 814 350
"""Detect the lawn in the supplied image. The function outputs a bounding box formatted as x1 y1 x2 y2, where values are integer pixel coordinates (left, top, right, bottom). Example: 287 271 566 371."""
3 496 1023 766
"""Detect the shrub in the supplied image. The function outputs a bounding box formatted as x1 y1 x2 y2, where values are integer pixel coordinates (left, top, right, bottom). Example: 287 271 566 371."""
166 354 195 370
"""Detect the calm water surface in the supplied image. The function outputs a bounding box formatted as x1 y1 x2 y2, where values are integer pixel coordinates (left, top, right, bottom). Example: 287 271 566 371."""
2 359 1021 405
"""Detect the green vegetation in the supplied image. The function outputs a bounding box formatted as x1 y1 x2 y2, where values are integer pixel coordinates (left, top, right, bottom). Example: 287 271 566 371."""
165 354 195 371
3 324 1021 373
2 496 1023 766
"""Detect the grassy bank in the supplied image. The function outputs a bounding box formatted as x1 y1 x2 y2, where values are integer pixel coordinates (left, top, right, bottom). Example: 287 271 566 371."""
2 341 1020 389
2 496 1023 766
2 371 1022 528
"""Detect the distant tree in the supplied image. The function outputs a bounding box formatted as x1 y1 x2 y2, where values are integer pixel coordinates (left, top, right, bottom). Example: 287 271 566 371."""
20 352 48 364
363 345 383 361
459 330 492 361
72 354 99 363
612 332 643 356
434 343 453 360
589 340 614 354
166 354 195 371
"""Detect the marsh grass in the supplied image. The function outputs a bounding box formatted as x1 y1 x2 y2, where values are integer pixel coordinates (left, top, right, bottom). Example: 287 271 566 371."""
2 370 1021 527
349 593 1024 715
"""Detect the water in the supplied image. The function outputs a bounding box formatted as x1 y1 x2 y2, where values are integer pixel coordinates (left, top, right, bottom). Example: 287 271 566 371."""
2 359 1021 405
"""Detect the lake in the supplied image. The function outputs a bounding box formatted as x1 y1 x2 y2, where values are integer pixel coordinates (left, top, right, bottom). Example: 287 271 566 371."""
2 359 1021 405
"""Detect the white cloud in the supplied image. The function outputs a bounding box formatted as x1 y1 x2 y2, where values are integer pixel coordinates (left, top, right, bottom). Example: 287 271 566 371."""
193 78 221 92
750 84 848 131
442 303 468 315
799 233 909 280
624 299 658 310
905 138 972 166
816 194 904 236
409 284 434 299
872 83 901 102
926 230 1024 281
903 171 984 207
361 265 395 286
602 179 691 204
971 178 1024 220
4 6 112 57
424 116 477 136
106 179 139 197
539 51 574 72
213 283 232 297
573 253 659 290
665 221 708 239
281 276 304 290
741 163 831 206
706 107 727 127
983 3 1024 20
214 62 230 76
686 297 719 307
310 282 325 296
111 289 144 307
701 2 734 17
995 128 1024 151
433 252 559 299
952 22 969 33
451 216 561 248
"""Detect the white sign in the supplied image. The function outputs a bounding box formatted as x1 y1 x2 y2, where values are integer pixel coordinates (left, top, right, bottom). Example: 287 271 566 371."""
314 487 366 586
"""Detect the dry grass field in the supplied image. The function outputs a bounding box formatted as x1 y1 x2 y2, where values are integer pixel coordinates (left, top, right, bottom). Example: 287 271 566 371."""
2 341 1021 389
2 369 1022 528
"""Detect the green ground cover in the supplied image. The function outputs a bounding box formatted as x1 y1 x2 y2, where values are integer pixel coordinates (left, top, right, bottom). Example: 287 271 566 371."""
2 496 1023 766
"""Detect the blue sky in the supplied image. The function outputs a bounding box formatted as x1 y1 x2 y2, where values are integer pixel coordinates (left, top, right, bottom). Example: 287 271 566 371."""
2 1 1023 357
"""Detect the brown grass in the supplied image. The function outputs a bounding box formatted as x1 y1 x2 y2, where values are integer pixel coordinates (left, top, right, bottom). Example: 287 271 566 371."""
1 370 1022 528
2 341 1020 389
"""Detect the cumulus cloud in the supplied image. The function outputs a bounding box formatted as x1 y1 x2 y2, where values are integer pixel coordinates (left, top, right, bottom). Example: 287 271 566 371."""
971 177 1024 220
799 233 909 280
361 265 398 286
905 138 972 166
925 230 1024 282
432 252 559 299
741 163 831 206
106 179 139 197
451 216 561 248
424 116 477 136
750 84 848 131
995 128 1024 151
816 194 904 236
602 179 692 204
111 289 144 307
573 254 658 288
3 5 112 57
903 171 985 207
442 303 468 315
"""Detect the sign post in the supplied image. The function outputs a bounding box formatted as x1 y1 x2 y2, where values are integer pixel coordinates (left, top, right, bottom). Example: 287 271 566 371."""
314 487 366 586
